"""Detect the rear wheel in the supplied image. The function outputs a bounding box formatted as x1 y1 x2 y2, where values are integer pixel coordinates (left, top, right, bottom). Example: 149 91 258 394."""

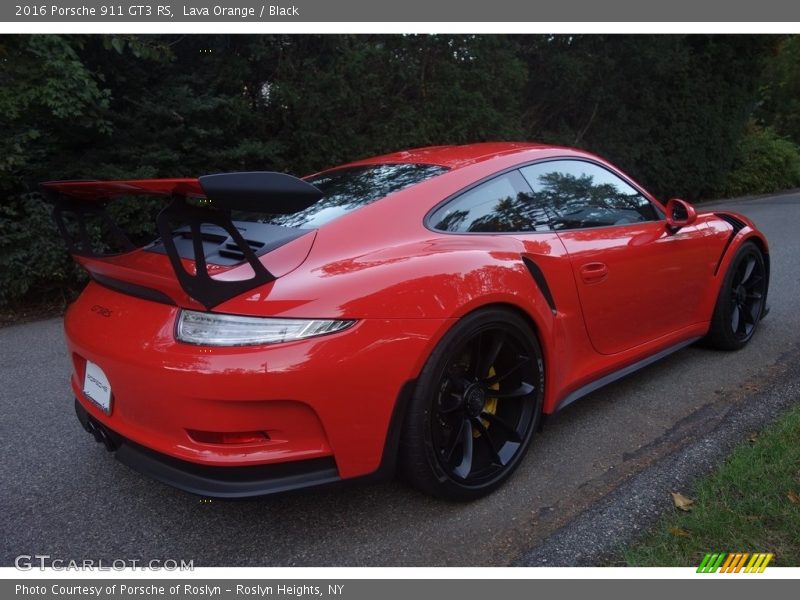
400 308 543 500
704 241 766 350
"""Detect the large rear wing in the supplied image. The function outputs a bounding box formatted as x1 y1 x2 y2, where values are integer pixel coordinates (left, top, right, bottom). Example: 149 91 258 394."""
42 172 323 310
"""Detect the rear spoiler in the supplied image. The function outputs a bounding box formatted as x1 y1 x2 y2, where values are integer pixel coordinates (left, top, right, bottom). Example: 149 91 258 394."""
42 172 323 310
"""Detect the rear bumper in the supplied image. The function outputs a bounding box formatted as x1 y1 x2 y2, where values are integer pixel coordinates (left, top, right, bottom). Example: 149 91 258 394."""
75 400 341 498
65 282 451 481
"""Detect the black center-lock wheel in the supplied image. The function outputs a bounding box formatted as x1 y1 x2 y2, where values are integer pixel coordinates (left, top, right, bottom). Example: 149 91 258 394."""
401 308 544 500
705 241 767 350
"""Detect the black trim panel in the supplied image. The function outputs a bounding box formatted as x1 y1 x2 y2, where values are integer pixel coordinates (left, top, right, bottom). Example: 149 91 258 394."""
146 223 309 267
155 198 277 310
51 196 135 258
521 256 557 313
369 379 416 481
713 213 746 276
92 274 176 306
761 253 771 320
554 337 700 412
715 212 747 232
75 400 340 498
198 171 322 214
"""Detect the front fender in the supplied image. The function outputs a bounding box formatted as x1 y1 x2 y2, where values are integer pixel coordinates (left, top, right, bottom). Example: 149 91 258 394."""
702 211 770 317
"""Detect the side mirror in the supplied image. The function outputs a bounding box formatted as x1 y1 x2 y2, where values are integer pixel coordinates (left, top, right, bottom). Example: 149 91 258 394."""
665 198 697 232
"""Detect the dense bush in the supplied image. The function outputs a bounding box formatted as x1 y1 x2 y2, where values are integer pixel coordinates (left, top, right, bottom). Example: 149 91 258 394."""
0 194 86 306
0 34 792 308
758 35 800 146
517 35 772 199
720 125 800 197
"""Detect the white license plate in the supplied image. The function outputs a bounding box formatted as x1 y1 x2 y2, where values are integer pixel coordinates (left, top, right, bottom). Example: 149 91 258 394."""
83 360 112 414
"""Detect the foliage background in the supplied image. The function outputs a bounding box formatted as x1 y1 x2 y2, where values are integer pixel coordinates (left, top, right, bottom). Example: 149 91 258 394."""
2 34 800 306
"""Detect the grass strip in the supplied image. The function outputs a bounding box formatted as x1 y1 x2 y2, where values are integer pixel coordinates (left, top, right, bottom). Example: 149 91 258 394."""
623 404 800 566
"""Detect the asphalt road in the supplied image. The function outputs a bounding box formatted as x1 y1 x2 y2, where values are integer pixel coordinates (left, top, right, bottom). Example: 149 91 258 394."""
2 192 800 567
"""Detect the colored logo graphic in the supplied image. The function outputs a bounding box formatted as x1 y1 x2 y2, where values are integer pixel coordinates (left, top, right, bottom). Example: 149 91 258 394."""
697 553 773 573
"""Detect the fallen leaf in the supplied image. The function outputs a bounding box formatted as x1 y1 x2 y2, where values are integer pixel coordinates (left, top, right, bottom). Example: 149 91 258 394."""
787 491 800 505
747 433 759 445
671 492 695 511
669 527 691 538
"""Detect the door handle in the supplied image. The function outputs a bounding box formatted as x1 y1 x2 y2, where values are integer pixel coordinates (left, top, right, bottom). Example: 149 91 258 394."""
580 262 608 284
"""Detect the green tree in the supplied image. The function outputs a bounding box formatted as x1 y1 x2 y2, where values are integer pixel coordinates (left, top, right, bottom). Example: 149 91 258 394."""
0 35 115 304
0 35 112 191
758 35 800 144
517 35 774 200
0 34 786 308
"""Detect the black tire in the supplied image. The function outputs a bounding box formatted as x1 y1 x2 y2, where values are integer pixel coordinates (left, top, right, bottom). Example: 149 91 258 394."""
400 307 544 500
704 241 767 350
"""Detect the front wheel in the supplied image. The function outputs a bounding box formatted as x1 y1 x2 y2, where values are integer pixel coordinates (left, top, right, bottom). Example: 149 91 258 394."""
400 308 544 500
704 241 767 350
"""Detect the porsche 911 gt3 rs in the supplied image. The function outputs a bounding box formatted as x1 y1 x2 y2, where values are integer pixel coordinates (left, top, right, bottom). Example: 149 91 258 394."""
45 142 770 500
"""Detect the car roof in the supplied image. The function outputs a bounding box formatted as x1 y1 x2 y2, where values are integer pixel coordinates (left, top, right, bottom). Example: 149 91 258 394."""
335 142 562 171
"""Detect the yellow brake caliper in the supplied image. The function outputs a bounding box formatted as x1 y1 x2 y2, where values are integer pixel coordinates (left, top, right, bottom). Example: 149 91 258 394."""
474 366 499 438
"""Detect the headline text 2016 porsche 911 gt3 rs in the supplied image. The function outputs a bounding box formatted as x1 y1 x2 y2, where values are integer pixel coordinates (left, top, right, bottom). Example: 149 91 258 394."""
45 142 770 500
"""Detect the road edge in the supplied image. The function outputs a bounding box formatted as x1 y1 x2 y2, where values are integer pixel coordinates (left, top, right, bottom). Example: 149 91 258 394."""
513 343 800 567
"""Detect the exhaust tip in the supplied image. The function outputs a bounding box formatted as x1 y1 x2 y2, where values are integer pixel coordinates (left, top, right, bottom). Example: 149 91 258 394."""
84 416 118 452
96 426 117 452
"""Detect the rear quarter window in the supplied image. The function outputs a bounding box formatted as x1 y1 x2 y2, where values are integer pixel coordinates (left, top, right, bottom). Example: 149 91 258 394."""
428 170 552 233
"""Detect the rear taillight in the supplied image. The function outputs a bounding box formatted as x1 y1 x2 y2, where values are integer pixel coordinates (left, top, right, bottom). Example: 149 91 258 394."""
176 309 355 346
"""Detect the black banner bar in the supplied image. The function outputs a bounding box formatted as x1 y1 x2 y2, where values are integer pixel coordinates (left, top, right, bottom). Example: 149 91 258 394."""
4 0 800 22
3 579 798 600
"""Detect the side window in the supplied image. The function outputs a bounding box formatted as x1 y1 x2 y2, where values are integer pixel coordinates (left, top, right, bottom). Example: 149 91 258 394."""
519 160 660 230
429 170 552 233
